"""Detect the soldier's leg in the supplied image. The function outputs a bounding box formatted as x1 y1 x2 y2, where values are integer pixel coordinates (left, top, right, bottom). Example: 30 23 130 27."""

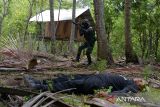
24 75 48 91
76 43 87 61
86 46 94 65
53 77 86 93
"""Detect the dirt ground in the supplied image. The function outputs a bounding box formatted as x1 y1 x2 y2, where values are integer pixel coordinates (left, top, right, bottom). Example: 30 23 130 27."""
0 59 160 88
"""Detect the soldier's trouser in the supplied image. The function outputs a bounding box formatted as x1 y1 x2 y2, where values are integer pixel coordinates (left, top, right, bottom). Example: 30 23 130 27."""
52 74 109 94
76 42 94 64
52 74 92 94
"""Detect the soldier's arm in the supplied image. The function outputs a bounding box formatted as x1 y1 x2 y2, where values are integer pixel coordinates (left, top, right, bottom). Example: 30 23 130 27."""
80 27 93 36
113 84 139 93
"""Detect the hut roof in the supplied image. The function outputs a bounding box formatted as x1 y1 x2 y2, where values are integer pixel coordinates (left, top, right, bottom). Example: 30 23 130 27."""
30 7 89 22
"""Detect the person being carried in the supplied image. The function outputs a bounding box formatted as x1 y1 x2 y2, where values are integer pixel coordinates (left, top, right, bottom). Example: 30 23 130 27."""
24 73 147 95
73 19 96 65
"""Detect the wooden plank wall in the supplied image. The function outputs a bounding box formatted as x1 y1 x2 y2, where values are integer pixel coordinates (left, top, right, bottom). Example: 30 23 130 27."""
43 9 94 42
44 21 83 41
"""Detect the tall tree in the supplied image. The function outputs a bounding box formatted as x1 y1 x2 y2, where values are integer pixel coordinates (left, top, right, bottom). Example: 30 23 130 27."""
0 0 10 36
69 0 76 54
49 0 55 53
93 0 114 65
124 0 138 63
76 0 90 8
23 0 35 47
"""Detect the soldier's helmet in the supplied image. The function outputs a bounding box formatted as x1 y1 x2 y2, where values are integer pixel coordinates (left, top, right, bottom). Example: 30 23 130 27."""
81 19 90 29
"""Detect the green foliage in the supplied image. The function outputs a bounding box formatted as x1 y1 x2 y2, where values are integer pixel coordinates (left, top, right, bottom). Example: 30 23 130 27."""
24 96 32 102
131 0 160 60
1 0 160 64
156 53 160 62
111 14 125 58
94 86 113 95
62 94 89 107
142 65 152 80
102 0 160 62
142 85 150 92
46 80 53 91
107 86 113 93
91 60 107 72
2 0 29 36
92 42 97 57
118 103 140 107
61 88 160 107
0 102 7 107
76 0 90 8
140 87 160 104
0 1 2 14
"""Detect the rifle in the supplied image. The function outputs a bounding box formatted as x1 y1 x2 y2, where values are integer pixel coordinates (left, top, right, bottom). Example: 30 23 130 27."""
72 21 84 28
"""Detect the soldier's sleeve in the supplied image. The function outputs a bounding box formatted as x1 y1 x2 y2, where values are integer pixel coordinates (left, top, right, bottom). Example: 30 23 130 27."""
113 84 139 93
79 27 93 36
80 27 84 36
88 27 93 31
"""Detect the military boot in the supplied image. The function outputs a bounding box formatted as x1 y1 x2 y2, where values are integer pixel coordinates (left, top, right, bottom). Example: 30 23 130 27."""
24 75 48 91
87 54 92 65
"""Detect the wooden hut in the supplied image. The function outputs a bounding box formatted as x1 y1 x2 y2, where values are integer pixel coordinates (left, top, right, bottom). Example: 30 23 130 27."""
30 7 95 42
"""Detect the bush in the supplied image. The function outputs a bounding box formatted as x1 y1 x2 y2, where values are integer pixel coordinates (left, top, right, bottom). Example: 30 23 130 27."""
91 60 107 72
142 65 152 80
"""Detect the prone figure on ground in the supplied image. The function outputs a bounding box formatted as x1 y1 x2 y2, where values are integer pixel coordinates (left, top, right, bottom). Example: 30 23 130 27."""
24 73 148 95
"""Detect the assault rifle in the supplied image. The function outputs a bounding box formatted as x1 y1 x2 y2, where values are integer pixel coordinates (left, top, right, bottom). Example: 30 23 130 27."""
72 21 84 28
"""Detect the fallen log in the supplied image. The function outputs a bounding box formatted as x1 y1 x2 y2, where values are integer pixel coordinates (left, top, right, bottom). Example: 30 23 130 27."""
148 78 160 89
0 58 38 71
0 67 26 71
0 86 38 96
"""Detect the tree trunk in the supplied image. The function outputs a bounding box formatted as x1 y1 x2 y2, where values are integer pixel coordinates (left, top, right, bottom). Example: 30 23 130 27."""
155 29 160 59
124 0 138 64
148 30 153 56
69 0 76 55
0 17 3 35
23 0 34 47
93 0 114 65
0 0 10 36
49 0 55 53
